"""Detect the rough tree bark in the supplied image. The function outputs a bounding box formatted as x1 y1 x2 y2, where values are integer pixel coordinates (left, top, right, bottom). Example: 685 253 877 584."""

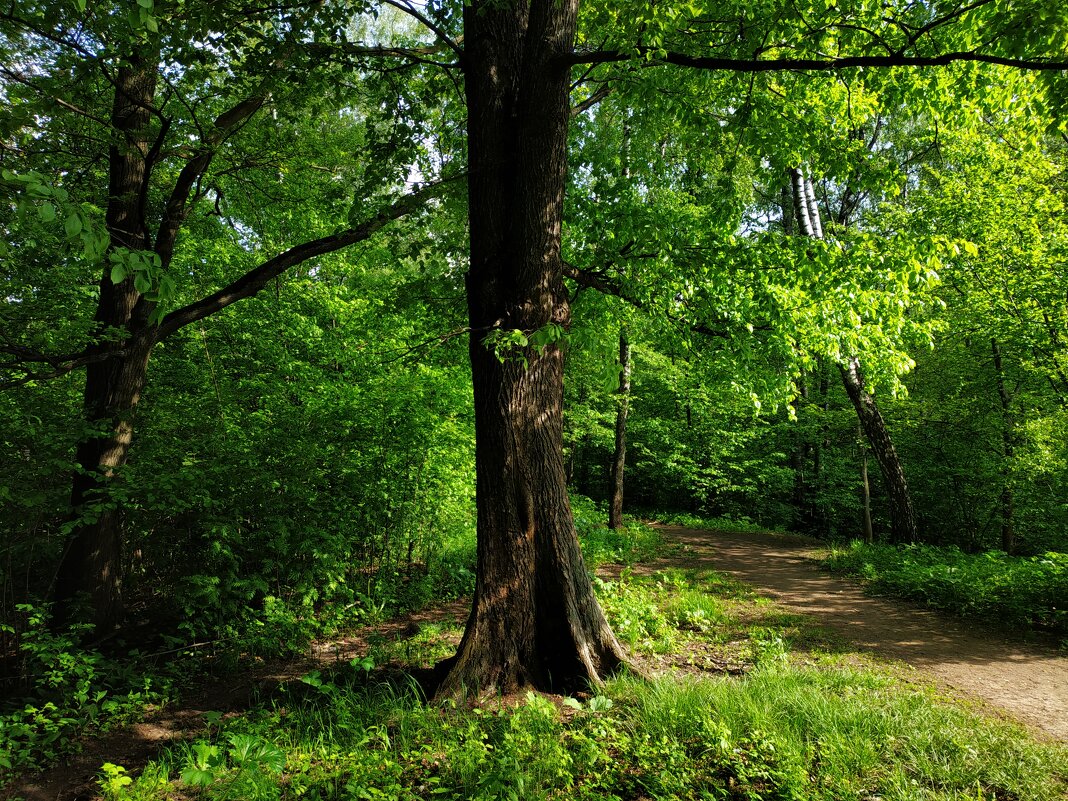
53 54 160 630
436 0 628 697
608 329 631 530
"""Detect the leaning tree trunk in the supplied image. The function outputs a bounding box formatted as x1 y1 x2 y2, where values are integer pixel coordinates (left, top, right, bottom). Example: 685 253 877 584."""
437 0 628 697
608 329 631 530
52 55 160 631
789 171 918 544
839 357 918 544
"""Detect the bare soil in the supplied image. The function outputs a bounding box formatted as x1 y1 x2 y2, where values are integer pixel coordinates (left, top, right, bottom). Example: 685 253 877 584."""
652 525 1068 742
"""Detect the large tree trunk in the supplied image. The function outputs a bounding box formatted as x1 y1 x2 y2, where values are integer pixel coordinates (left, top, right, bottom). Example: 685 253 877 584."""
608 329 631 529
52 55 160 631
839 357 917 544
437 0 628 697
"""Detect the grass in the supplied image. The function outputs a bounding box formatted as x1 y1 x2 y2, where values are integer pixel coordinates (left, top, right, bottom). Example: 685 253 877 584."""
824 541 1068 644
106 655 1067 801
88 538 1066 801
7 514 1067 800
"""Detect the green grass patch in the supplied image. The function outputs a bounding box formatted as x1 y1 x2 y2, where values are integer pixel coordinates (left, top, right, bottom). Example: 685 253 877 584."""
95 563 1067 801
572 493 669 568
107 662 1067 801
825 541 1068 643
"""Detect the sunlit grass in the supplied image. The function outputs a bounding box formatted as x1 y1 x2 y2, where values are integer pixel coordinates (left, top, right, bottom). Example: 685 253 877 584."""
102 543 1068 801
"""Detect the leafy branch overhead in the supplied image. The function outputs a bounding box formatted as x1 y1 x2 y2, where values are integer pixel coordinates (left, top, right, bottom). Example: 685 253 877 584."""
1 177 459 387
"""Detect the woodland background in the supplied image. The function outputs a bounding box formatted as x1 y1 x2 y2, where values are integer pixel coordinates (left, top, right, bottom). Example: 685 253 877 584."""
1 0 1068 795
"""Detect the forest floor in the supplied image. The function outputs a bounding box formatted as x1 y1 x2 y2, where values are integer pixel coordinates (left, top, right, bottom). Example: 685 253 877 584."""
5 525 1067 801
648 525 1068 742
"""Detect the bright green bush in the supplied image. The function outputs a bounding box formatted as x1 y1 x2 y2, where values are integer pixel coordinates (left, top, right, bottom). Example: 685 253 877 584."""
825 542 1068 642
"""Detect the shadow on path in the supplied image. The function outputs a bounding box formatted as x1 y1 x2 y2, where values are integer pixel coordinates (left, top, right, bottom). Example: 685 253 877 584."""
655 525 1068 742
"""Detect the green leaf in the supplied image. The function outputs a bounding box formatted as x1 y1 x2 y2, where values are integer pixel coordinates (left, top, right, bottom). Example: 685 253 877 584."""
39 202 56 222
144 14 159 33
137 0 153 7
64 213 82 238
134 273 152 294
110 263 127 284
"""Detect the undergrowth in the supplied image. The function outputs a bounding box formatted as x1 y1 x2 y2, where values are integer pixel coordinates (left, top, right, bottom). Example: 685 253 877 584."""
83 556 1067 801
650 509 770 534
5 515 1066 801
572 494 668 567
0 606 174 777
824 541 1068 643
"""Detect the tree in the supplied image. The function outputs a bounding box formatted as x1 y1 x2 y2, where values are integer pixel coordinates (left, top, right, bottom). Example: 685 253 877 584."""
5 0 1067 694
787 168 918 543
608 328 632 530
2 1 454 628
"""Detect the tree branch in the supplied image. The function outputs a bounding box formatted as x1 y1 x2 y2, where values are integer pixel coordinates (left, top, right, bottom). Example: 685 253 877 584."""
1 177 462 388
154 177 461 339
305 40 463 69
563 48 1068 72
379 0 464 63
153 95 266 268
571 83 614 117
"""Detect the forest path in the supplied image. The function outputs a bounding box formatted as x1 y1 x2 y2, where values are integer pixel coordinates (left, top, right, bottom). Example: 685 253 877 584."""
652 525 1068 741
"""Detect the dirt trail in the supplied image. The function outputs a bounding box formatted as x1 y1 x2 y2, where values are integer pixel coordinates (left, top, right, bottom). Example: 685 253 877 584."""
5 529 1066 800
655 525 1068 741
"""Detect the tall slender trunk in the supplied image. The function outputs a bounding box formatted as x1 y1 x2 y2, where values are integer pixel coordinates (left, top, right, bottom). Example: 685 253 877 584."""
839 357 917 543
53 54 160 630
780 177 794 236
789 373 810 530
437 0 627 697
790 168 813 237
803 173 823 239
608 329 631 529
991 338 1016 554
858 421 874 544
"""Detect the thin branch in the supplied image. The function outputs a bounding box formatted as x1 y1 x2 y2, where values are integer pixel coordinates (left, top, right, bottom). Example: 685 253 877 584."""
571 83 614 117
379 0 464 63
563 48 1068 72
154 176 462 339
0 66 109 127
306 40 462 69
153 95 266 267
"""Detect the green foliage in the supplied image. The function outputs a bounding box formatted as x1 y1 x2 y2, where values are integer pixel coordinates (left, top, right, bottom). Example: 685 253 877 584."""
7 527 1066 800
177 733 286 800
98 763 134 800
0 606 169 779
104 653 1067 801
594 574 678 654
826 542 1068 642
572 493 666 567
653 510 771 534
